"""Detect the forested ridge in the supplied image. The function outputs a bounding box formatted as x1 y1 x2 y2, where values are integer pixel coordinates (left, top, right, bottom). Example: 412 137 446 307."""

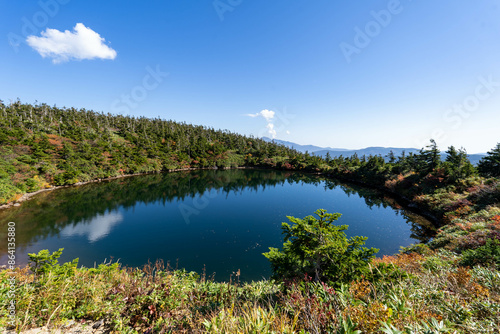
0 101 323 204
1 100 499 224
323 139 500 218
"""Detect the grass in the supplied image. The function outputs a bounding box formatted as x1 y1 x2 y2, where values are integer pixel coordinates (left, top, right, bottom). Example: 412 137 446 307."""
1 248 499 333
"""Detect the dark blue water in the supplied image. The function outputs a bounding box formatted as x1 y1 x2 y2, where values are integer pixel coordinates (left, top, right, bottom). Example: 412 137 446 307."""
0 169 434 281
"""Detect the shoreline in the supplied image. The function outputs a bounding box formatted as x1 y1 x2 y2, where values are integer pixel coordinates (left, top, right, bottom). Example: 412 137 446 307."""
1 165 442 229
0 166 267 210
0 171 157 210
320 173 441 226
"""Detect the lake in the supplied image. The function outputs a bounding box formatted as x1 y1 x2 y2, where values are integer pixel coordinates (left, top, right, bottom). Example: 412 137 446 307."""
0 169 435 281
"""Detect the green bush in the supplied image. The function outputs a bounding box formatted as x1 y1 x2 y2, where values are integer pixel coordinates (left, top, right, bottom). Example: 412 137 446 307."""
263 209 378 285
365 262 411 285
53 169 80 186
16 154 35 165
460 239 500 268
28 248 79 277
0 178 22 204
24 177 40 192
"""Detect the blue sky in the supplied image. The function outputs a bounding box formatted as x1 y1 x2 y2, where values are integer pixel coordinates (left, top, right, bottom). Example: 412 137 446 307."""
1 0 499 153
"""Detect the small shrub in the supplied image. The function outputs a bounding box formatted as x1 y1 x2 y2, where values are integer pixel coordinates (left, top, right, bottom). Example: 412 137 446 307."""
24 177 40 192
263 209 378 285
349 279 371 300
373 252 424 274
365 262 411 285
0 178 23 204
456 230 500 251
460 239 500 268
28 248 79 277
349 302 391 333
423 255 452 273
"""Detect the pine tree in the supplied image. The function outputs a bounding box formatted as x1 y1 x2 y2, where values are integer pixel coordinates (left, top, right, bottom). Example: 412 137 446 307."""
444 146 475 180
263 209 378 285
478 143 500 177
417 139 441 174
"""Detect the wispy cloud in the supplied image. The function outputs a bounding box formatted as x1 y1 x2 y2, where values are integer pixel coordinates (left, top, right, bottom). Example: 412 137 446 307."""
245 109 275 122
266 123 277 138
26 23 117 63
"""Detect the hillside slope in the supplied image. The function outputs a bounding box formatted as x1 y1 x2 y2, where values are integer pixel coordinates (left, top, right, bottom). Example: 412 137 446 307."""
0 101 309 204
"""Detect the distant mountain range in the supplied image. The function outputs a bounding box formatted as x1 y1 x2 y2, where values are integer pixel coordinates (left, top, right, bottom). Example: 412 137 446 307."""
262 137 486 165
262 138 351 154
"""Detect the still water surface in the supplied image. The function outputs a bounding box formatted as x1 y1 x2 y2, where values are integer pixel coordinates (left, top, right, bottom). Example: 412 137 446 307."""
0 169 435 281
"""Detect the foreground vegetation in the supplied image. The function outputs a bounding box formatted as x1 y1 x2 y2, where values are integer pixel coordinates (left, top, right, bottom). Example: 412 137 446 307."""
1 237 499 333
1 101 500 332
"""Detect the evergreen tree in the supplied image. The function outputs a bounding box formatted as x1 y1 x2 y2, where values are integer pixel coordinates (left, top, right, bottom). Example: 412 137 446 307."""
263 209 378 285
417 139 441 174
478 143 500 177
325 151 332 164
386 150 396 164
444 146 475 180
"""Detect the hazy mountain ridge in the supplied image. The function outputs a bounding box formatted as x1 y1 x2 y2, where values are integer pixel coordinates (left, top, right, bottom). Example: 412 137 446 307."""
263 137 486 165
261 137 350 153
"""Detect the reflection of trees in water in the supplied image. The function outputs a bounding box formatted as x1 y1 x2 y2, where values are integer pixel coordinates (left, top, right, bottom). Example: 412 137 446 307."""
323 178 436 243
0 170 435 255
0 169 296 252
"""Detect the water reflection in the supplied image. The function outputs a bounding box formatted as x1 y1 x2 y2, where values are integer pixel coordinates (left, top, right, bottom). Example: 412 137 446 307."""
0 169 436 280
322 179 436 244
60 211 124 243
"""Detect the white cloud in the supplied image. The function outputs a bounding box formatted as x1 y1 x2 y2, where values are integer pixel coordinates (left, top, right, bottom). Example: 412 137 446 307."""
245 109 279 138
245 109 275 122
26 23 117 63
